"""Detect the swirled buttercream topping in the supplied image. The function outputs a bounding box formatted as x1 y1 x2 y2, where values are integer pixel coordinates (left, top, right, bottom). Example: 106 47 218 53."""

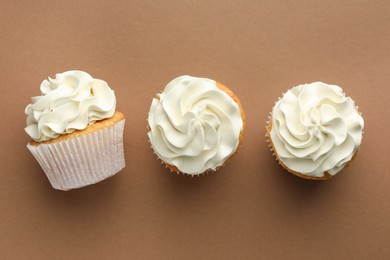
25 70 116 142
148 75 243 175
270 82 364 177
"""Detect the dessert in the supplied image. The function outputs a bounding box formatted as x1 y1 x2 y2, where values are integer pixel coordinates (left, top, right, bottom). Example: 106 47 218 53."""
147 75 246 175
25 70 125 190
266 82 364 180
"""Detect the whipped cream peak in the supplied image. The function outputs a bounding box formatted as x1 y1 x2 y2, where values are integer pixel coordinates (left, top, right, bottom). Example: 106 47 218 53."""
148 75 243 175
270 82 364 177
25 70 116 142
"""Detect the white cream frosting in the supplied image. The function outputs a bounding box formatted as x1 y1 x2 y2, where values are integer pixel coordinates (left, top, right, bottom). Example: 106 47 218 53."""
25 70 116 142
270 82 364 177
148 75 243 175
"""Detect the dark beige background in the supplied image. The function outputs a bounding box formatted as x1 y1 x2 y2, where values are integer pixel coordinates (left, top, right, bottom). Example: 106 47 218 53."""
1 1 389 259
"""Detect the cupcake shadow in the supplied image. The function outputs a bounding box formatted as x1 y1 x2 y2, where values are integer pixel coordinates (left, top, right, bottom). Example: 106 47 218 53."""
273 167 326 191
38 171 123 213
266 159 343 208
156 167 230 214
162 170 221 197
28 173 126 244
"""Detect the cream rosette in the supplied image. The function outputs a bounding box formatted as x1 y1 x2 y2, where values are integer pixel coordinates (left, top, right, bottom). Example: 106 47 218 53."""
148 75 244 175
25 70 116 142
269 82 364 178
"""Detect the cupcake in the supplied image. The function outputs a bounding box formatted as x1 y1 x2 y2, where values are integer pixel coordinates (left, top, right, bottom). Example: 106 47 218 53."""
266 82 364 180
147 75 246 175
25 70 126 190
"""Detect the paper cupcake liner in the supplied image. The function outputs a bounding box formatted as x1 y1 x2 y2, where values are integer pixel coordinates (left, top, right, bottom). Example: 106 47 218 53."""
27 120 125 190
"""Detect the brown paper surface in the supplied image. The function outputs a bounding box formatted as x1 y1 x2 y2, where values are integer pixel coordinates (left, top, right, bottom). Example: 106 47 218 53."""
1 1 389 259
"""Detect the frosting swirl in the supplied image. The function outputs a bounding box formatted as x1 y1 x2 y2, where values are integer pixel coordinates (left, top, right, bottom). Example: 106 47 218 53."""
147 75 243 175
25 70 116 142
270 82 364 177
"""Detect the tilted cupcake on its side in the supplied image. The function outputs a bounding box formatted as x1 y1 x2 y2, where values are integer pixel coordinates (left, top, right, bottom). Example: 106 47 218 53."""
25 70 125 190
266 82 364 180
147 75 246 176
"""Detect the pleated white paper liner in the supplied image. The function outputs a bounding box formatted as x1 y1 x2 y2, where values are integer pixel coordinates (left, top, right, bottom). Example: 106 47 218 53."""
27 120 125 191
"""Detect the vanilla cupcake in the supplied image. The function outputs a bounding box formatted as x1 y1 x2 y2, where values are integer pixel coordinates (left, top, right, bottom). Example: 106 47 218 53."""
25 70 125 190
147 75 246 175
266 82 364 180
